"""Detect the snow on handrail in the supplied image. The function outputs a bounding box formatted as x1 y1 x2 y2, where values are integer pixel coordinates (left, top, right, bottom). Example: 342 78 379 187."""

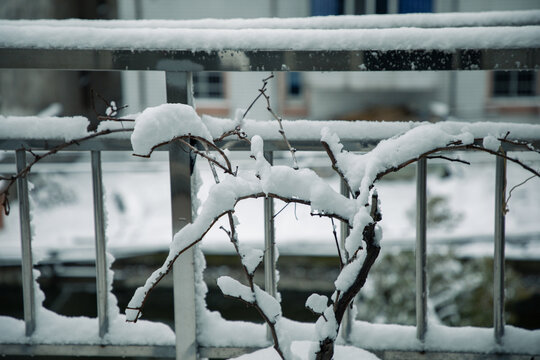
2 114 540 145
1 24 539 51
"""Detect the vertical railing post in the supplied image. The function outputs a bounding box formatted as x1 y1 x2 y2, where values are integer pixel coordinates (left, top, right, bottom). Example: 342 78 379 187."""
16 149 36 337
166 71 197 360
264 151 277 341
416 157 427 342
494 154 506 344
91 150 109 337
339 178 352 342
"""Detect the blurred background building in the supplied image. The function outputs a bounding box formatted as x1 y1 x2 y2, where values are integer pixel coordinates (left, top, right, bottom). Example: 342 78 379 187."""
1 0 539 123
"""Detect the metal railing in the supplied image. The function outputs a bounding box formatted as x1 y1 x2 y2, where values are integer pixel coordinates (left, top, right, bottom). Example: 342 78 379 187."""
1 14 539 360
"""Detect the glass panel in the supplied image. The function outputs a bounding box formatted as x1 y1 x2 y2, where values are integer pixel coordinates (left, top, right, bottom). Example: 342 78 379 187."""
376 0 388 14
493 71 511 96
287 72 302 97
311 0 344 16
193 72 224 99
399 0 433 14
517 71 535 96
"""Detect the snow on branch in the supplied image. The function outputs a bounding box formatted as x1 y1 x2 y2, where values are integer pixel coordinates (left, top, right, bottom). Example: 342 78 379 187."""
124 136 355 323
122 106 539 359
2 83 540 359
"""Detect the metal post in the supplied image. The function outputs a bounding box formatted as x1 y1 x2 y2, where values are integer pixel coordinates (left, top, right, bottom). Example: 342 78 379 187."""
494 155 506 344
339 178 352 342
166 71 197 360
264 151 277 341
416 157 427 342
16 149 36 337
91 150 109 337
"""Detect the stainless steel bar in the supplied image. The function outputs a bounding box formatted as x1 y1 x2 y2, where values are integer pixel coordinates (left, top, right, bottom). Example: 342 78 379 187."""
339 178 352 342
494 155 506 344
3 135 540 153
263 151 277 342
0 344 175 358
166 71 197 360
416 157 427 342
15 149 36 337
264 151 277 298
91 150 109 337
1 48 538 72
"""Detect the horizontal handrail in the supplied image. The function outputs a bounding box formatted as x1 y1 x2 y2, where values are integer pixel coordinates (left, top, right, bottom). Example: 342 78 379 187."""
2 117 540 152
1 135 539 152
1 48 539 71
1 13 540 72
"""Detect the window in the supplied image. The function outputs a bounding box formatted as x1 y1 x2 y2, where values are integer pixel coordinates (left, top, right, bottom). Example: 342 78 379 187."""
493 71 537 97
193 72 224 99
311 0 344 16
375 0 388 14
287 72 303 98
399 0 432 13
354 0 432 15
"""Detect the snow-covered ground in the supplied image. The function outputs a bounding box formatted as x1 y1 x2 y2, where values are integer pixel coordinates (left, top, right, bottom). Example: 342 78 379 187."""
1 149 539 263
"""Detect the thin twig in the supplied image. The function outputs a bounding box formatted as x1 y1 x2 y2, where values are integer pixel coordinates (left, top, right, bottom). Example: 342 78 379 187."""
242 74 275 121
97 116 135 122
125 190 351 321
249 74 299 170
221 209 284 359
504 175 536 214
374 141 540 183
321 140 355 198
213 126 250 143
135 135 234 175
426 155 470 165
331 218 344 270
499 137 540 155
273 202 290 219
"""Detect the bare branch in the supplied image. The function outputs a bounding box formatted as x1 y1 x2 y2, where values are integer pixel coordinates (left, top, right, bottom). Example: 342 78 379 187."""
134 135 234 176
213 126 251 144
247 74 299 170
273 202 290 219
505 175 536 214
0 128 133 213
97 115 135 122
467 144 540 178
499 137 540 155
426 155 470 165
220 205 283 358
321 140 355 198
241 73 275 121
374 141 540 183
331 218 344 270
125 191 351 322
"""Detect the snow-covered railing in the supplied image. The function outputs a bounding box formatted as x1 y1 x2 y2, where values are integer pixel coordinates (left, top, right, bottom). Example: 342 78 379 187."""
1 11 540 360
1 10 540 71
1 114 540 359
